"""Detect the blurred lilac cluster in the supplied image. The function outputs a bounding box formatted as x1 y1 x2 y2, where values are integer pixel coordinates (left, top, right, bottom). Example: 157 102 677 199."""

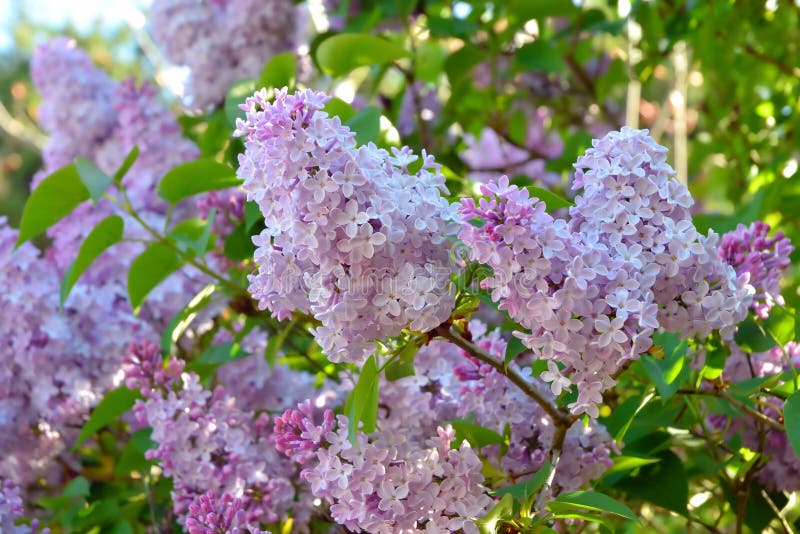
149 0 298 108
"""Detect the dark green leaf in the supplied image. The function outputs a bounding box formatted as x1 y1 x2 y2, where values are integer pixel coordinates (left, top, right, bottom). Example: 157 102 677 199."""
60 215 124 306
515 41 565 73
616 450 689 515
223 222 257 260
504 336 526 367
641 336 688 400
128 243 184 314
316 34 409 77
17 164 90 246
74 157 113 203
196 342 251 365
157 159 240 204
259 52 297 90
244 201 262 232
115 428 156 476
345 106 382 145
784 390 800 460
507 0 579 19
445 43 484 84
75 387 139 446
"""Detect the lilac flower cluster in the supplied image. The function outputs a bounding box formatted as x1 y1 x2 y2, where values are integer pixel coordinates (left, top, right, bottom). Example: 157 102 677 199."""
460 107 564 188
719 221 793 319
0 218 152 486
124 340 297 526
0 480 48 534
185 491 268 534
459 128 752 417
273 321 616 530
711 343 800 492
149 0 298 108
237 89 457 364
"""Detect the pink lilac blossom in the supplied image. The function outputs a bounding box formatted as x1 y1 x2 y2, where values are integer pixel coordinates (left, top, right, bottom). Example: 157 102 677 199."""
185 491 268 534
459 128 752 417
460 107 564 188
274 321 615 530
709 343 800 492
236 88 457 365
0 480 49 534
124 340 297 526
149 0 298 108
719 221 793 319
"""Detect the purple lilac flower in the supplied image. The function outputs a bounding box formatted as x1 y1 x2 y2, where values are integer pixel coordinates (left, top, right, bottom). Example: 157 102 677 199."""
124 341 297 526
0 479 49 534
236 88 457 365
711 343 800 492
459 128 752 417
149 0 298 108
185 491 268 534
719 221 793 319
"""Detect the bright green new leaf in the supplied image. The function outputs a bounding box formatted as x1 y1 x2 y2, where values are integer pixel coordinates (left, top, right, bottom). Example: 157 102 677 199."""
784 391 800 460
224 78 258 127
60 215 124 306
385 339 418 381
345 356 380 443
127 243 184 314
259 52 297 90
17 164 90 246
75 387 139 446
316 34 409 77
157 159 240 204
345 106 382 145
113 146 139 183
161 284 217 354
475 493 514 534
324 97 356 123
550 490 638 522
526 186 574 211
74 157 113 203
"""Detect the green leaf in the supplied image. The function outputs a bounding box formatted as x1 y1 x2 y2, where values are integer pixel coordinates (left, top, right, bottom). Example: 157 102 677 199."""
223 222 257 261
449 419 504 448
548 510 615 532
492 460 551 501
113 146 140 183
616 450 689 515
385 340 418 381
17 164 90 246
445 43 484 84
515 41 565 73
345 106 382 145
127 243 184 314
508 0 579 20
75 387 139 446
259 52 297 90
641 336 688 401
244 201 262 232
316 33 409 77
157 159 240 204
169 213 215 258
504 336 526 367
345 356 380 443
224 78 258 127
265 319 296 367
324 97 356 123
605 455 660 474
475 493 514 534
526 186 574 210
115 428 155 477
196 342 251 365
784 390 800 460
74 157 113 203
550 491 638 522
161 284 217 354
60 215 124 306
